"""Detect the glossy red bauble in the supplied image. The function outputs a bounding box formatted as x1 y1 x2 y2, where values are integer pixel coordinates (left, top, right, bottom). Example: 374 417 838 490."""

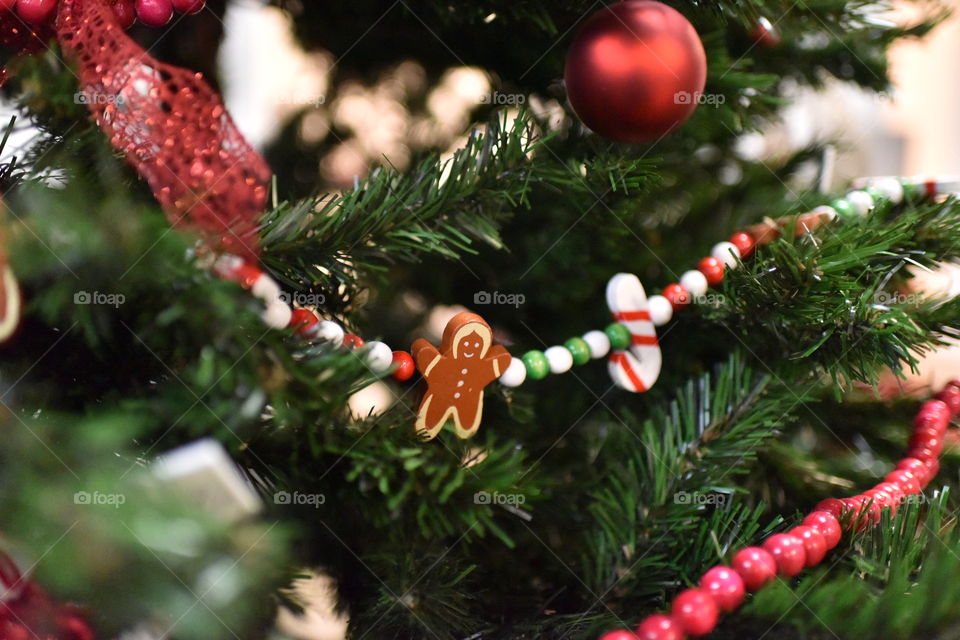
288 308 319 335
635 614 683 640
564 0 707 142
15 0 56 23
801 511 842 549
390 351 416 382
728 231 756 258
699 565 745 612
662 283 692 310
789 526 827 566
731 546 777 590
697 256 725 286
762 533 806 576
671 588 718 636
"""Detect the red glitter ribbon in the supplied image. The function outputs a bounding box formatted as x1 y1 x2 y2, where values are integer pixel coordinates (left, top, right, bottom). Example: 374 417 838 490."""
26 0 271 260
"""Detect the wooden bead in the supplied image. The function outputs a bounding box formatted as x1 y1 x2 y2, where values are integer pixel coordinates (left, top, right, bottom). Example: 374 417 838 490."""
365 341 394 373
831 198 855 219
604 323 632 351
845 190 874 216
288 308 319 335
647 294 673 326
499 356 527 387
671 588 718 637
762 533 806 576
313 320 345 346
699 565 745 612
711 241 741 268
522 350 550 380
544 345 574 374
564 337 591 366
391 351 416 381
342 334 365 350
661 283 691 310
679 269 708 298
728 231 755 258
582 330 610 358
731 546 777 591
696 256 724 286
261 300 293 329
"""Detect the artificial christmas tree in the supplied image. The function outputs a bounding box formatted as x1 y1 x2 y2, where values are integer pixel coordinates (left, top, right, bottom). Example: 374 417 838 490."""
1 0 960 639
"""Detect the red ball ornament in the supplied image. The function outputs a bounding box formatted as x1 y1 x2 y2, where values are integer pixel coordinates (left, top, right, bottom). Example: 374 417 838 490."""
15 0 57 23
390 350 416 382
288 308 319 336
136 0 173 26
731 546 777 591
342 334 364 350
599 631 637 640
635 614 683 640
814 498 845 519
762 533 806 576
885 469 920 495
671 588 718 636
801 511 842 549
564 0 707 143
749 16 780 49
699 565 745 612
172 0 205 13
697 256 725 286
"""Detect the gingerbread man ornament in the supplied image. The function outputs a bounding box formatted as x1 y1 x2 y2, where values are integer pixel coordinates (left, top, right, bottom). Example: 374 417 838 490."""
411 312 511 440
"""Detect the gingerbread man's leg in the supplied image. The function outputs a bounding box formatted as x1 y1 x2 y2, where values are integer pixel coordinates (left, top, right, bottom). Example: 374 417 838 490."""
416 394 459 439
452 395 484 439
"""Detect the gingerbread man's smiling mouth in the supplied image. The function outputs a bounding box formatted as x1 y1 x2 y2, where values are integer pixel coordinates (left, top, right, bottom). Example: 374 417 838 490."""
463 352 476 358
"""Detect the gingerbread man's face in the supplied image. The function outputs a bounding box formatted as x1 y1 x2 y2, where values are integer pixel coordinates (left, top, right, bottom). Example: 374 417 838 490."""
459 331 483 359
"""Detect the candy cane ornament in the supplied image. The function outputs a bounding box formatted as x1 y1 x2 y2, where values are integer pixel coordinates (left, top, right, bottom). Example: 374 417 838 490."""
605 273 662 393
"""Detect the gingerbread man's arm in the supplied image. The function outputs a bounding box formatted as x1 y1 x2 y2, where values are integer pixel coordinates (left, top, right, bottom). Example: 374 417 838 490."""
412 338 442 377
481 345 512 384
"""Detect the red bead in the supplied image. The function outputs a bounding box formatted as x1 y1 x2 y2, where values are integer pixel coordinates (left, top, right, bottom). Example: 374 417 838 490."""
635 614 683 640
599 631 637 640
762 533 806 577
661 283 691 310
172 0 205 13
788 526 827 567
814 498 845 518
288 308 319 336
15 0 56 23
229 263 262 289
925 457 940 481
801 512 842 549
729 231 756 258
920 398 951 419
112 0 137 27
906 446 938 463
908 432 942 453
885 470 921 495
935 384 960 416
135 0 174 26
391 350 416 381
731 546 777 591
896 458 929 482
696 256 724 286
342 334 364 350
670 588 718 637
699 565 745 612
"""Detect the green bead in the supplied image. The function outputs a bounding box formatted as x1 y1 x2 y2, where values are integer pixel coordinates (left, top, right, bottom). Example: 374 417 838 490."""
564 337 591 365
604 323 631 351
864 186 886 206
830 198 855 220
522 350 550 380
900 178 923 202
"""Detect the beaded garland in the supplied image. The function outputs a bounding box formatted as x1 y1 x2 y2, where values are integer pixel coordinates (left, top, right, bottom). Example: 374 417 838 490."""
597 381 960 640
1 0 205 30
215 175 945 400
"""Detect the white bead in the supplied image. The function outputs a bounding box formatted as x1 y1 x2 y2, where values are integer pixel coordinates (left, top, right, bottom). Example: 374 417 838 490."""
365 341 394 372
845 190 874 216
679 270 708 298
312 320 344 346
251 273 282 302
212 254 244 278
544 345 573 374
499 357 527 387
647 294 673 326
811 205 838 221
868 177 903 204
582 330 610 359
711 241 741 268
261 300 292 329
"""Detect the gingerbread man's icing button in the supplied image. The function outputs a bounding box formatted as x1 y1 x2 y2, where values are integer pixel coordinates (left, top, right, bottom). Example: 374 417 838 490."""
411 312 511 440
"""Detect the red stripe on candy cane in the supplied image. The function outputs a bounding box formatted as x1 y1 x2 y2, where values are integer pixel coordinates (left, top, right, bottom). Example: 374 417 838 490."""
611 352 648 392
613 310 651 321
925 180 938 197
631 335 659 346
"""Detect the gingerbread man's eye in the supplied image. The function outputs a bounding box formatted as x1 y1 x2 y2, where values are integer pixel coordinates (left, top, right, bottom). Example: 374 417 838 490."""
462 340 470 348
474 342 480 348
